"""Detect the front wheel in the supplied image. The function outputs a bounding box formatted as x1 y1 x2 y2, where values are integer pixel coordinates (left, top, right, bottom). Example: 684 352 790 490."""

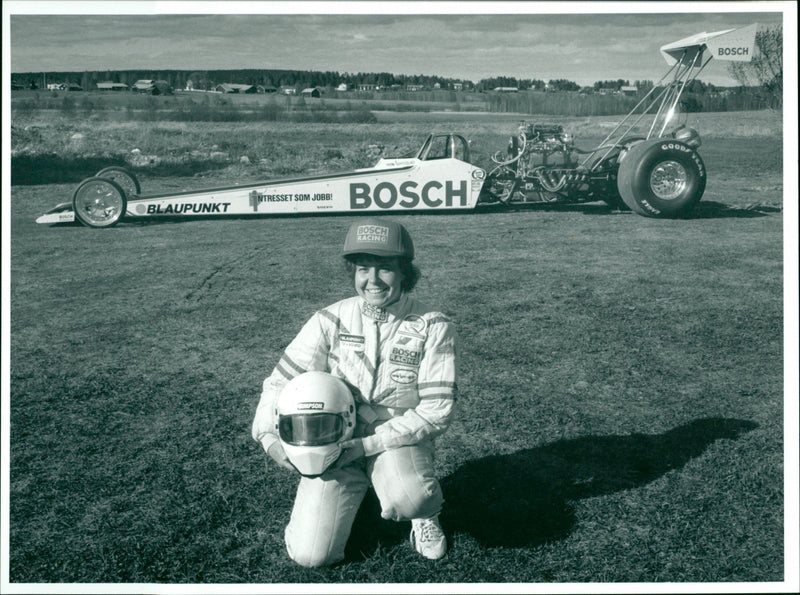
617 139 706 217
72 178 127 227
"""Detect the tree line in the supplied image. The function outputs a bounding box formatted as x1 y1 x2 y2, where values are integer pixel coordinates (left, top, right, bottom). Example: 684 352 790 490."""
15 69 474 91
12 69 670 94
9 68 750 96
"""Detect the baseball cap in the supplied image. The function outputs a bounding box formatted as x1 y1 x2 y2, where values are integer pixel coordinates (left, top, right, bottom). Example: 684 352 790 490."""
342 218 415 259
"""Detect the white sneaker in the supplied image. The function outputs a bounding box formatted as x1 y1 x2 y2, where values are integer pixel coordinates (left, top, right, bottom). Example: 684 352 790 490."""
410 515 447 560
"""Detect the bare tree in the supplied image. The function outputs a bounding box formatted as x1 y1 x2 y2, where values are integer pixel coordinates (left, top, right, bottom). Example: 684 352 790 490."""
728 25 783 109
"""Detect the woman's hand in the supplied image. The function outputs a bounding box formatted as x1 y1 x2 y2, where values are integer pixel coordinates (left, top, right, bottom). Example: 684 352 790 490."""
336 438 365 468
267 440 296 472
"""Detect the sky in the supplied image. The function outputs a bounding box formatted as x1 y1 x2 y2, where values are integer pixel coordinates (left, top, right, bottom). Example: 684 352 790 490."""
4 1 788 87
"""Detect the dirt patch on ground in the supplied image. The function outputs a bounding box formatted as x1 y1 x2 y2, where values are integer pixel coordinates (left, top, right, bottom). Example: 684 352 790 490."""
11 154 231 185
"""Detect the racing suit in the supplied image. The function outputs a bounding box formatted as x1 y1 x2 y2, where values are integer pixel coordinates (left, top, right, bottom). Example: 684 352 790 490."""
252 293 458 567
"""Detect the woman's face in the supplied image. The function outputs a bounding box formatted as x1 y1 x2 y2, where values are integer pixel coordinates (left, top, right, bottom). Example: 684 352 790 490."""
353 256 404 309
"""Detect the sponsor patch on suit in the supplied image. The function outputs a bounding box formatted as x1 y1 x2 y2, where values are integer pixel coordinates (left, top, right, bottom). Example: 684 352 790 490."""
340 333 365 351
391 369 418 384
399 314 427 340
389 346 422 367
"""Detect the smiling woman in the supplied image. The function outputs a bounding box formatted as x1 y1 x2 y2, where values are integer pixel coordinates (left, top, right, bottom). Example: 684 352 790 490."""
251 216 459 567
352 257 405 308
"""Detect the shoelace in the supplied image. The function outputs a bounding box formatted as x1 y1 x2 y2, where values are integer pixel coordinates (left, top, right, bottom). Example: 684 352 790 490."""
417 520 443 542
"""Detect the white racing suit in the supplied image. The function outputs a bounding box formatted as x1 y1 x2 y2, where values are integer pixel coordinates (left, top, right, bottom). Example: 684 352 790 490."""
252 293 458 567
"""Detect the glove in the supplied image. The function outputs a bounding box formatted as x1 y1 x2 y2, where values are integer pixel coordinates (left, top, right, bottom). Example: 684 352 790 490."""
335 438 365 468
267 440 296 472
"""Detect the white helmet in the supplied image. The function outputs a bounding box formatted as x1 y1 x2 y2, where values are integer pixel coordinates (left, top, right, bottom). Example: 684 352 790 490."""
274 371 356 476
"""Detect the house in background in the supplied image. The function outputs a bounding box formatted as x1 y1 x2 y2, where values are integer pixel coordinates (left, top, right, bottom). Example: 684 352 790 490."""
133 80 173 95
301 87 321 98
133 79 155 93
96 82 129 92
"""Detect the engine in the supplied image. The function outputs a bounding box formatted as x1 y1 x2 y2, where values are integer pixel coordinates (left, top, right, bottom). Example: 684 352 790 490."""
484 119 616 203
507 121 576 167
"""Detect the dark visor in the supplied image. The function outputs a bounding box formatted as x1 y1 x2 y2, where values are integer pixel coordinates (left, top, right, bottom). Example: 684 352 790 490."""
279 414 344 446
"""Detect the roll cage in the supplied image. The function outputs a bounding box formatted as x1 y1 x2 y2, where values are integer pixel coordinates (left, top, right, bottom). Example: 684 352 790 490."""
416 133 471 163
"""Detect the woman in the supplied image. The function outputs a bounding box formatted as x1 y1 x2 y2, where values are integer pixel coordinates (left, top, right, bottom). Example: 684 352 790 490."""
252 217 459 567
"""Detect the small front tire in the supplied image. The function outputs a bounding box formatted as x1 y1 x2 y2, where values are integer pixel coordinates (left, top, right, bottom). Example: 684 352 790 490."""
72 178 127 228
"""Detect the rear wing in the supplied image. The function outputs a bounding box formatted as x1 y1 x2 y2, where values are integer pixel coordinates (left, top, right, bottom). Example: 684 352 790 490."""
661 23 758 66
584 24 759 170
660 23 758 66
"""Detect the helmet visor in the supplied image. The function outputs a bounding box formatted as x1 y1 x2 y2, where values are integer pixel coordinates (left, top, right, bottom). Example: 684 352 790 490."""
279 413 344 446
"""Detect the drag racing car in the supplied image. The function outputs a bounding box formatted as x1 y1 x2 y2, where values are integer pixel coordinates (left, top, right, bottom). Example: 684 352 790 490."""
35 135 487 227
478 23 758 216
35 24 757 228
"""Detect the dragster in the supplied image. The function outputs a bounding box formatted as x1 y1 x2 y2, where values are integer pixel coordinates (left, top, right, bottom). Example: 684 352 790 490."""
36 134 486 227
35 24 758 228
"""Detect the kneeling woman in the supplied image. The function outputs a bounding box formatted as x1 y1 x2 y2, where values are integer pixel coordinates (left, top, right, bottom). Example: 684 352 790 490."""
252 218 459 566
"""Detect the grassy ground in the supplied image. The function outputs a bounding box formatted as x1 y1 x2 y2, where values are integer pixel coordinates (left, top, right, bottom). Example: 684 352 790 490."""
6 113 787 587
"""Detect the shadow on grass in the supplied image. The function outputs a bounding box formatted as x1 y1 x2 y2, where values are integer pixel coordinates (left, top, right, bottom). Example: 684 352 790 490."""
476 201 776 219
345 416 757 557
473 202 622 216
688 201 779 219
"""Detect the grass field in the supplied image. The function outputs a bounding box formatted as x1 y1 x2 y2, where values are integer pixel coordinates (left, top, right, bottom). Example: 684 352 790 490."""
9 109 784 186
5 111 788 588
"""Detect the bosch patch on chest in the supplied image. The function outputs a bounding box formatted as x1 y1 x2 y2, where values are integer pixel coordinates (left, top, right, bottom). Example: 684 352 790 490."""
340 333 365 350
390 346 422 367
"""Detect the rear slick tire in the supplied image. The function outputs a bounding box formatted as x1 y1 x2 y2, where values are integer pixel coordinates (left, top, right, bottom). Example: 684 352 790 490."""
617 139 706 218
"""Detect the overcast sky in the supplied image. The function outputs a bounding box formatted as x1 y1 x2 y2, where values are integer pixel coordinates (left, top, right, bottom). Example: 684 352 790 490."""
5 2 788 87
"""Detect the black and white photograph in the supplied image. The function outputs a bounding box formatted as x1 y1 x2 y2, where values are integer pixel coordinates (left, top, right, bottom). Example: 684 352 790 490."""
2 1 797 593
